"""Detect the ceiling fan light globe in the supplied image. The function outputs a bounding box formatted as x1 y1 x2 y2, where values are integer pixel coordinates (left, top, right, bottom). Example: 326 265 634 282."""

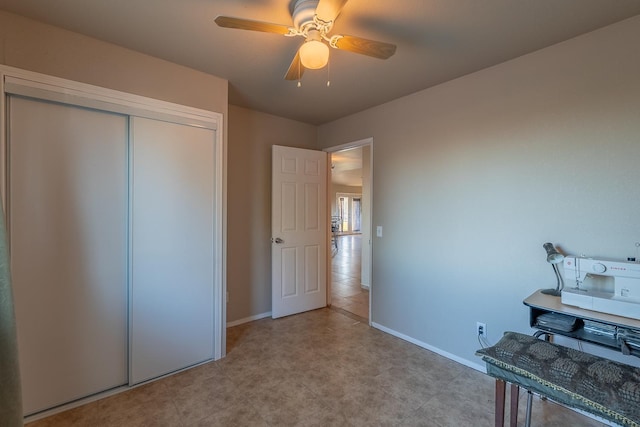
299 40 329 69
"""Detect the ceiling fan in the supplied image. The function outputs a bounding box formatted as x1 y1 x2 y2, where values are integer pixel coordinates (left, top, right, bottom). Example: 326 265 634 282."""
214 0 397 81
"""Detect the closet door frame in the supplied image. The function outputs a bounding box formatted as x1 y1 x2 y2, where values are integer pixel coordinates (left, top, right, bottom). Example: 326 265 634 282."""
0 65 227 361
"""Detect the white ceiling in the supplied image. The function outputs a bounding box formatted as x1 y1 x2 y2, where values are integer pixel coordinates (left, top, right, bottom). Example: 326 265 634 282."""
1 1 639 125
331 146 362 187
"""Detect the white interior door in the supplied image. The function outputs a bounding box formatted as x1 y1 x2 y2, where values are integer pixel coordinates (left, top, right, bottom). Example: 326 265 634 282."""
130 116 215 384
272 145 328 318
9 96 128 415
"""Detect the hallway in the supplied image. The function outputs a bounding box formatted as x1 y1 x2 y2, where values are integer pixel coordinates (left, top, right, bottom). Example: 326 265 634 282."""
330 234 369 320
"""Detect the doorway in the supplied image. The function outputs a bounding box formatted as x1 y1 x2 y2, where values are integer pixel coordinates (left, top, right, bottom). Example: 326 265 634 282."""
326 139 372 322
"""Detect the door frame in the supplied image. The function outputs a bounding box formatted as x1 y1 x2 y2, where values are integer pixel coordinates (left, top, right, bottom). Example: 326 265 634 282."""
0 65 226 358
324 138 373 325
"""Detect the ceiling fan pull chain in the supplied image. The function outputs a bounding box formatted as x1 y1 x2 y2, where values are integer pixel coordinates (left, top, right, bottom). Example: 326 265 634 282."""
327 53 331 87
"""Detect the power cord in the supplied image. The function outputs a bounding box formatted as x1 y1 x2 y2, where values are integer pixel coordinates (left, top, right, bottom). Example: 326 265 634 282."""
477 333 492 348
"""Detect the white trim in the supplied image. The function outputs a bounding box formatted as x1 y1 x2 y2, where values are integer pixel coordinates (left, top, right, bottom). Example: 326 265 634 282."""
227 312 273 328
323 137 373 154
371 322 487 372
0 72 5 212
2 66 218 125
360 284 370 290
219 118 228 357
127 117 135 385
213 112 226 359
23 386 128 424
22 357 214 424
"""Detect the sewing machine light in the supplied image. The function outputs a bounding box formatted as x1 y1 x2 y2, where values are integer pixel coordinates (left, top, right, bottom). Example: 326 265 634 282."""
541 242 565 296
544 242 564 264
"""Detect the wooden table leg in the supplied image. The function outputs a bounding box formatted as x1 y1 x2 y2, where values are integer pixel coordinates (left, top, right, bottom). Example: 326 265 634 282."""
495 379 506 427
510 383 519 427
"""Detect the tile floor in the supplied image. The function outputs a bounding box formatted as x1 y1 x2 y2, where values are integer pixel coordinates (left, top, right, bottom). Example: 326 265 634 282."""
28 308 605 426
331 234 369 320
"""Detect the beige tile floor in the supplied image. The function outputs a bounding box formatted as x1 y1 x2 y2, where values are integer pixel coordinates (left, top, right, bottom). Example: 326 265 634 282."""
28 308 605 427
331 234 369 320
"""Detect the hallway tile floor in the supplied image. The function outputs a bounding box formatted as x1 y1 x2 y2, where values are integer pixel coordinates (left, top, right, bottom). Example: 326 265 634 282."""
330 234 369 320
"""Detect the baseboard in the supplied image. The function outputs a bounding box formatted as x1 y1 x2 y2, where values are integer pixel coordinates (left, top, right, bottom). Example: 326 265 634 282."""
371 322 486 373
23 357 215 423
23 385 128 424
227 311 272 327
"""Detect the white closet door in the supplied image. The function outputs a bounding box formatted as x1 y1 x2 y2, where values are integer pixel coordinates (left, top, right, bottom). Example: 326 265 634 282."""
9 96 128 415
130 116 215 384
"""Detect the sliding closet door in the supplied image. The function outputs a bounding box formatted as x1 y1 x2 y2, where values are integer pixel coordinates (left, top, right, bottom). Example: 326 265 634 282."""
9 96 128 415
130 117 215 384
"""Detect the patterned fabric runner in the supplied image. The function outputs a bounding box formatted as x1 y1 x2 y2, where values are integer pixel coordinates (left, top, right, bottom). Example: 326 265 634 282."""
477 331 640 426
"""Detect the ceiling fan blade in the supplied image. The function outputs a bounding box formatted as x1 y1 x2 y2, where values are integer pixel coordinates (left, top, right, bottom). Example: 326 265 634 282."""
315 0 349 23
214 16 292 35
284 51 306 81
333 35 397 59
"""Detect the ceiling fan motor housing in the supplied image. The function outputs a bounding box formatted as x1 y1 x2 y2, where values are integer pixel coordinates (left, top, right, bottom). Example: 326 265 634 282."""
292 0 320 30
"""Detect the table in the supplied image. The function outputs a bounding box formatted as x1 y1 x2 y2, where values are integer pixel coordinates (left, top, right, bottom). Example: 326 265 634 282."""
523 290 640 356
478 331 640 427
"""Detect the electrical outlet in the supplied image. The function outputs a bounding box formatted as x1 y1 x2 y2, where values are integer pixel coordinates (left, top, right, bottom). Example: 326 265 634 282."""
477 322 487 337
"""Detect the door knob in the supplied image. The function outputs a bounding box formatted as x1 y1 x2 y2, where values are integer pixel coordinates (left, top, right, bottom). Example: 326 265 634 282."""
273 237 284 244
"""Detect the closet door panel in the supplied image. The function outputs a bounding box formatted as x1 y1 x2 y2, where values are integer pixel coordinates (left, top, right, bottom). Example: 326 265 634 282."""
9 96 128 415
130 117 215 384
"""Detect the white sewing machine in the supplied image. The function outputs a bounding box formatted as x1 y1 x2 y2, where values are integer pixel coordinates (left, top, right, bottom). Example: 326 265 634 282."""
561 256 640 320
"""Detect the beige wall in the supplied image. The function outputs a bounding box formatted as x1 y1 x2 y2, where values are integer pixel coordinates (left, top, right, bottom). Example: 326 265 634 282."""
0 11 227 115
227 105 318 323
318 15 640 367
